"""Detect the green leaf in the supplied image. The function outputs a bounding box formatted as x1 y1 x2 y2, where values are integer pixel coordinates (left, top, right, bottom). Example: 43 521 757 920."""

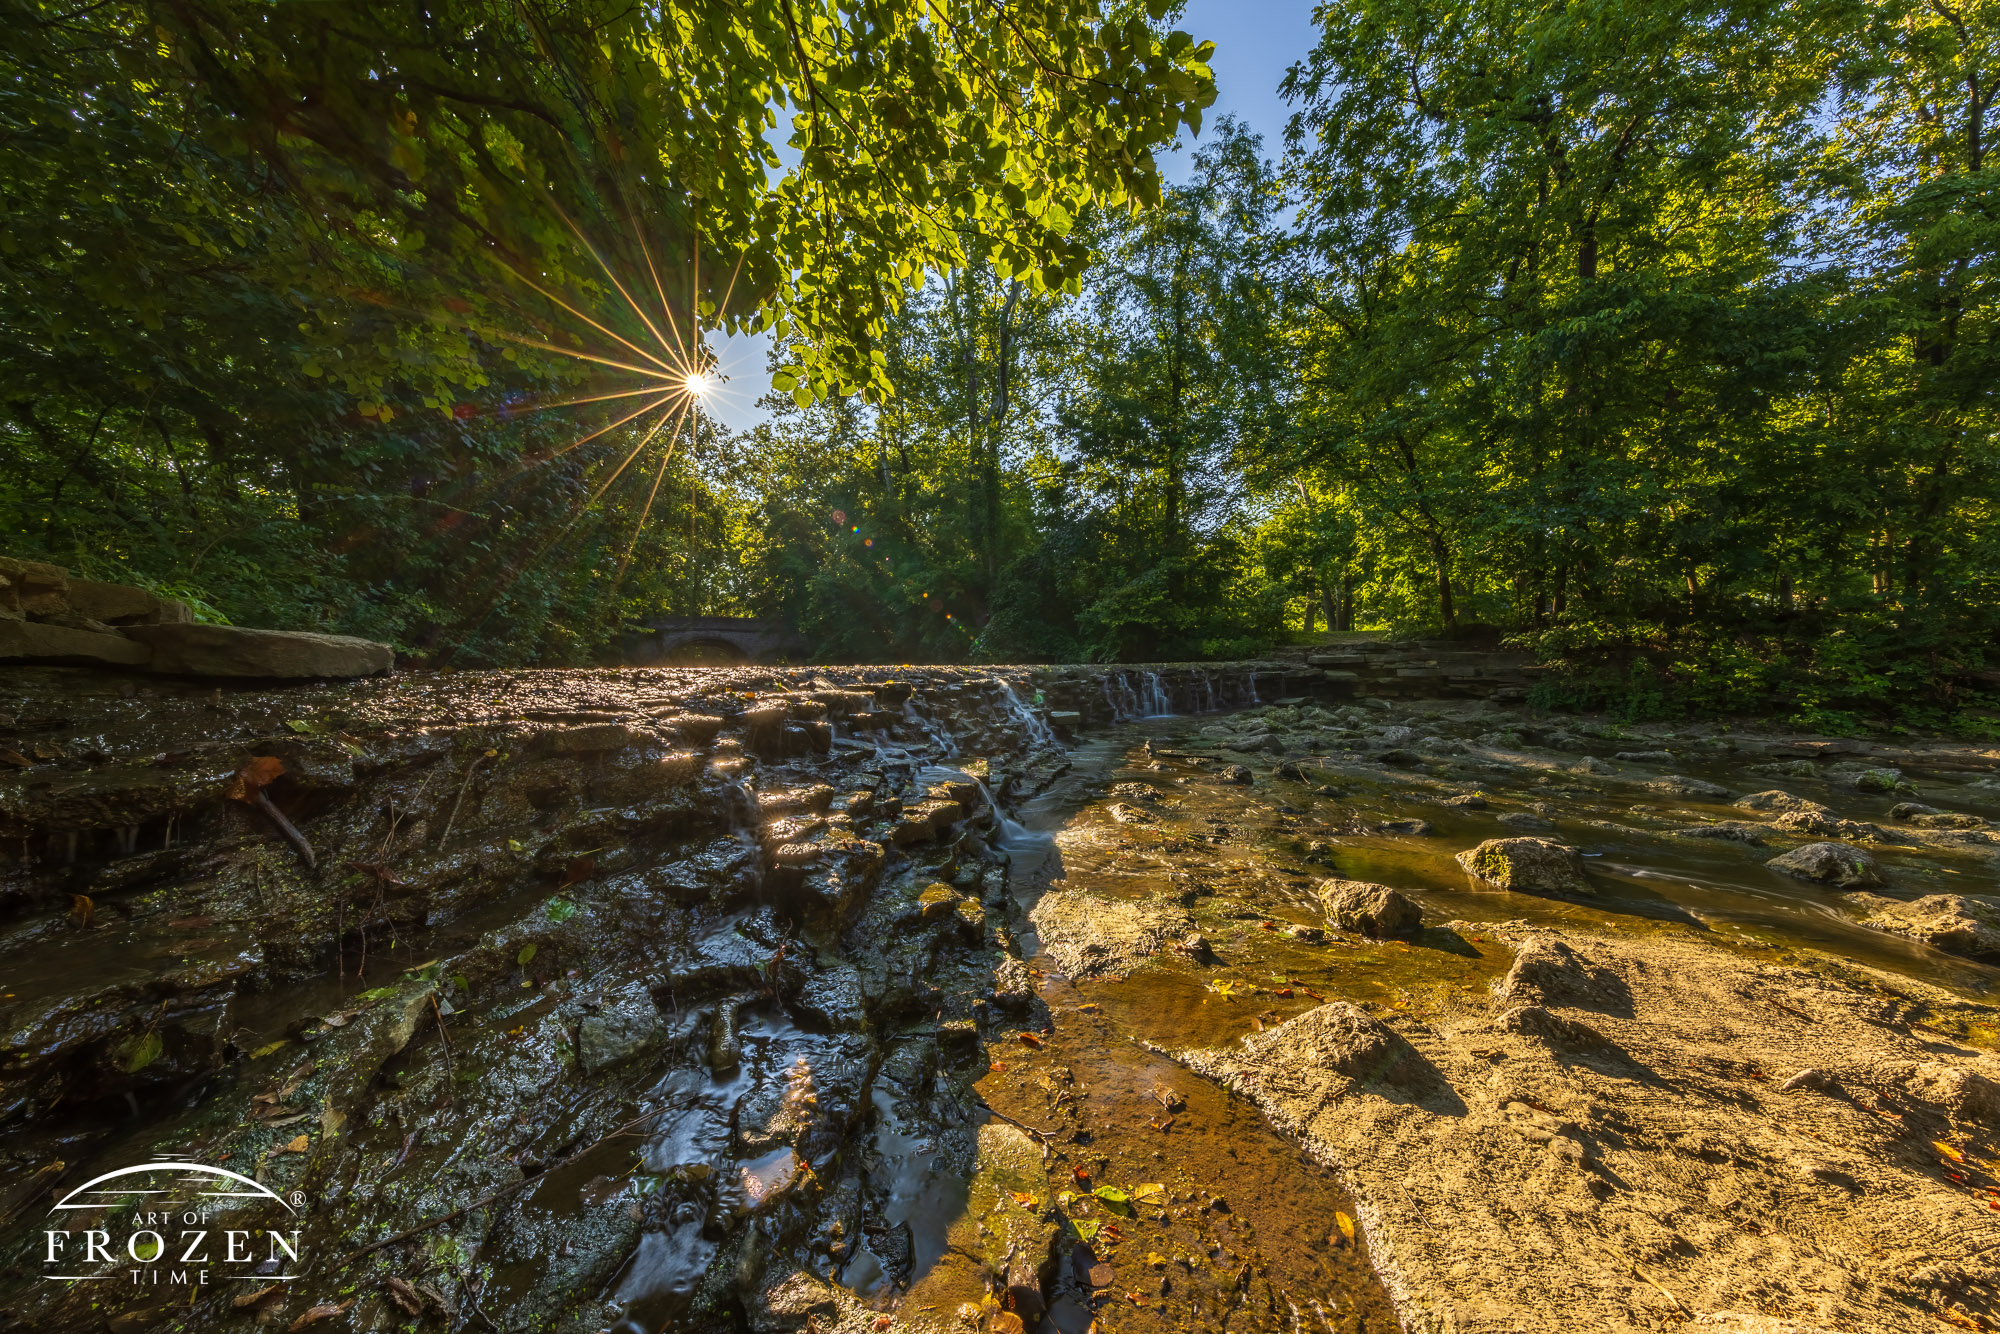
116 1031 164 1074
1092 1185 1133 1216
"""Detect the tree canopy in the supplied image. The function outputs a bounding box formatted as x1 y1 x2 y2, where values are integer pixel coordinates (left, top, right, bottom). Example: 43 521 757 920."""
5 0 1996 730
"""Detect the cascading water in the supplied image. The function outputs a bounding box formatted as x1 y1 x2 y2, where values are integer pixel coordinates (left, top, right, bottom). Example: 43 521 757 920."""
900 698 960 759
995 680 1059 749
1102 671 1147 721
1139 670 1173 717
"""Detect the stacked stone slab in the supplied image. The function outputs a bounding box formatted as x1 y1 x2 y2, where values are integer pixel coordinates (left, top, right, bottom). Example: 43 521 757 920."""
1276 636 1540 702
0 557 392 678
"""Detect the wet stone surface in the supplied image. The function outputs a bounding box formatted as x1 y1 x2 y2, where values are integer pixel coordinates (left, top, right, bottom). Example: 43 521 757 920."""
1 670 1999 1332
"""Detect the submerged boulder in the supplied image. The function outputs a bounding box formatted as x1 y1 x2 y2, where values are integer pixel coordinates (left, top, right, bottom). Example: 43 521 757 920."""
1911 812 1990 832
1766 842 1883 888
1647 775 1733 799
1735 790 1829 816
1318 879 1422 938
1455 837 1591 896
1847 893 2000 960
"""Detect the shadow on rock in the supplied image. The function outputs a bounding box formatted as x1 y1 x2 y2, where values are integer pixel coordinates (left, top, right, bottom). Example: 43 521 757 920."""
1175 1001 1468 1121
1494 935 1636 1018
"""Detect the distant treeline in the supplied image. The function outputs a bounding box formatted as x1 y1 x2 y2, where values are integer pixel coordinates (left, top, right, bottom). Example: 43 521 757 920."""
3 1 1994 729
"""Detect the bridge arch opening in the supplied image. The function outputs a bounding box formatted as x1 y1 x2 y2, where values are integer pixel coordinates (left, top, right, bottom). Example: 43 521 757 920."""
655 636 753 667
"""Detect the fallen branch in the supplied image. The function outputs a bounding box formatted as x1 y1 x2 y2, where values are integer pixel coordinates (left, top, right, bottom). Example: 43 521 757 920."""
252 784 314 868
437 752 491 849
976 1097 1057 1141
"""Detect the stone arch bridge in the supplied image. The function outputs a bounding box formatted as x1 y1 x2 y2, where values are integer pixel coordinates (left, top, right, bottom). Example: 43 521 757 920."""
626 616 807 666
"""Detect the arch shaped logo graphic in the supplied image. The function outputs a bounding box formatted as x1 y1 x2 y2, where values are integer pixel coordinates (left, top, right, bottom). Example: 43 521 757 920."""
38 1157 305 1288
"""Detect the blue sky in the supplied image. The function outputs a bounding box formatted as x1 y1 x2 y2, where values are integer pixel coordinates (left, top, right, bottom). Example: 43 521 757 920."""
702 1 1322 431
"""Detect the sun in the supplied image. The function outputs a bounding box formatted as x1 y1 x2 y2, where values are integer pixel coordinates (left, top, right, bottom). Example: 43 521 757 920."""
683 371 711 398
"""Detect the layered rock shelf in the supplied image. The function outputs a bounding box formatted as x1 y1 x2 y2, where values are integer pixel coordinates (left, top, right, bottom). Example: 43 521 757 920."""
0 558 393 678
2 665 1998 1334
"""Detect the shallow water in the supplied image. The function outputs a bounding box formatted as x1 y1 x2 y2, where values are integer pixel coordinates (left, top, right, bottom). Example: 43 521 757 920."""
884 711 2000 1331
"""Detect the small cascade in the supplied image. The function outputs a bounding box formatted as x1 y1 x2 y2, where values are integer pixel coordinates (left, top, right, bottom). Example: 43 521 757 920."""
900 699 960 759
995 680 1059 749
968 770 1041 852
1139 670 1173 718
720 778 765 896
1101 671 1146 721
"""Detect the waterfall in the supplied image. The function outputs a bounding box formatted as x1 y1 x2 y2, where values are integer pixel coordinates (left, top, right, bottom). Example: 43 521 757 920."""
996 680 1059 749
968 770 1038 851
1140 670 1173 717
1193 669 1217 713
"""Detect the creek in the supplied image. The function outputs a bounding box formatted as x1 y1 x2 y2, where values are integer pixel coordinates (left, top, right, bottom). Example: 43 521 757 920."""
1 666 1998 1333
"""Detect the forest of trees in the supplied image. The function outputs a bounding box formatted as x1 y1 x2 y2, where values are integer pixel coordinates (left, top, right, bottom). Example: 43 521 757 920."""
3 0 1995 728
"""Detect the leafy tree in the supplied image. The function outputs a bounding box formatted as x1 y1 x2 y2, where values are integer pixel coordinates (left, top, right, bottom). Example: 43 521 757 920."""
1274 0 1998 716
0 0 1214 658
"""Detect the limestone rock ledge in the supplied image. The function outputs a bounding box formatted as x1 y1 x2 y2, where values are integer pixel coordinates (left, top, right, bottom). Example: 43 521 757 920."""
0 556 391 678
1175 926 2000 1334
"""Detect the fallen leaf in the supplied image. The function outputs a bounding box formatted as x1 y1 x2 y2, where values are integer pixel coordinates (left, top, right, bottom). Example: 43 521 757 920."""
69 894 95 930
383 1276 423 1316
288 1299 353 1331
232 1284 282 1309
1937 1141 1965 1163
1093 1185 1133 1216
276 1134 309 1155
989 1061 1009 1074
1088 1262 1115 1287
1017 1032 1043 1048
1130 1182 1165 1205
227 756 287 802
1009 1191 1038 1209
1335 1211 1356 1245
0 749 31 768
